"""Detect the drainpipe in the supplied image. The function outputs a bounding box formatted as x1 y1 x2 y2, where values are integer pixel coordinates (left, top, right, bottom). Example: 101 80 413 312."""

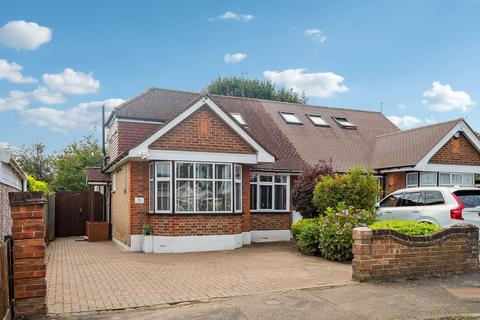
101 104 106 168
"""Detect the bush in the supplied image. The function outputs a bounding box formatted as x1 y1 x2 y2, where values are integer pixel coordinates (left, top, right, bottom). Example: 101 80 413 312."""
297 220 322 256
292 161 333 218
317 203 376 262
27 175 53 197
312 167 381 215
291 218 319 241
369 220 440 236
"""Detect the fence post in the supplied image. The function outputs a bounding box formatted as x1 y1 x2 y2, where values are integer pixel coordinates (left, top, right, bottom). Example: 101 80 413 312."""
9 191 47 318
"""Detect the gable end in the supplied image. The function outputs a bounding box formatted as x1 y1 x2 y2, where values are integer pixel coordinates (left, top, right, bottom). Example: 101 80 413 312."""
429 132 480 166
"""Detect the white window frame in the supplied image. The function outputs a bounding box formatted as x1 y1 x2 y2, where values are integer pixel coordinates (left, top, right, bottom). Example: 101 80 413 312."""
231 113 247 126
406 172 418 188
420 172 437 187
250 173 290 212
438 172 451 187
279 112 302 125
332 116 356 129
462 173 475 186
234 164 242 213
451 173 463 186
149 161 173 214
306 114 329 127
438 172 474 187
175 162 234 214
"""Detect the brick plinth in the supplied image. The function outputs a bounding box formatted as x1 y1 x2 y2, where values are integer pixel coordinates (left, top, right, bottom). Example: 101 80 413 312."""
86 221 109 242
251 213 290 230
9 191 47 318
352 224 479 282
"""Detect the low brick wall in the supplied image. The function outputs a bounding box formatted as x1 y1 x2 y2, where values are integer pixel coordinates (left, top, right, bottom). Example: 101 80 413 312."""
251 213 290 231
352 224 479 282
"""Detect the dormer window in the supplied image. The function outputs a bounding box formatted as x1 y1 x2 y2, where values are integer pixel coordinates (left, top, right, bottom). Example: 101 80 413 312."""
332 117 356 129
231 113 246 125
279 112 302 125
306 114 329 127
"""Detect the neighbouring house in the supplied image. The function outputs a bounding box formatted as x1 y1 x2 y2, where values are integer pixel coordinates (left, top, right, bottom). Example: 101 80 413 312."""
0 147 26 243
90 88 480 253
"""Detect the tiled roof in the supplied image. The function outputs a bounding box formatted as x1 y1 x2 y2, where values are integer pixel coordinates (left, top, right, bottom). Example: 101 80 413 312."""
86 167 111 183
109 88 465 172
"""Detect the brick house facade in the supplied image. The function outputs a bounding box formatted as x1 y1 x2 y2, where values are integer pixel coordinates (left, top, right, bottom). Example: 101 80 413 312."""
95 88 480 253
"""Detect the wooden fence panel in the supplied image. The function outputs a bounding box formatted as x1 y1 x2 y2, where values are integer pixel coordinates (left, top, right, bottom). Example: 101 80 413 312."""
0 238 13 320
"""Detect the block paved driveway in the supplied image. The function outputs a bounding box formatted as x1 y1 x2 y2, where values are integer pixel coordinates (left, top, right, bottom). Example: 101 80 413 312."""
46 238 353 315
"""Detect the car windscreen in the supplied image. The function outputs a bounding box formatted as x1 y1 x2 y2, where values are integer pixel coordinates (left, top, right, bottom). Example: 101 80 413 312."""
454 190 480 208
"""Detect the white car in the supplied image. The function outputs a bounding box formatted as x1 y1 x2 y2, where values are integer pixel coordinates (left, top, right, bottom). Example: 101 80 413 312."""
376 186 480 228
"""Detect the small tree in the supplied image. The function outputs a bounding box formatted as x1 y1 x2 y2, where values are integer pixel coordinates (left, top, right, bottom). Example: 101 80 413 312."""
312 167 381 215
292 161 333 218
15 142 56 183
27 175 53 197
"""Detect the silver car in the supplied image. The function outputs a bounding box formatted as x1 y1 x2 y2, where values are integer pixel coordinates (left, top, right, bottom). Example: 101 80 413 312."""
376 187 480 228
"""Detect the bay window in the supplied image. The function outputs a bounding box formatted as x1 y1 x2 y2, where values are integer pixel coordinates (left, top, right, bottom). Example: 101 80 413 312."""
250 173 290 212
439 172 475 187
149 161 242 214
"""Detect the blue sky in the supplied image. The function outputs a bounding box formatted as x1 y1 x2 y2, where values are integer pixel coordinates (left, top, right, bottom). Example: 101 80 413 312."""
1 0 479 152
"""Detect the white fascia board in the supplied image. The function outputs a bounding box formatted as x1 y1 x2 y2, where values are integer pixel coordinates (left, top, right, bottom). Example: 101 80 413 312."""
378 167 416 174
118 118 164 125
417 164 480 174
416 121 480 169
129 96 275 163
148 149 258 164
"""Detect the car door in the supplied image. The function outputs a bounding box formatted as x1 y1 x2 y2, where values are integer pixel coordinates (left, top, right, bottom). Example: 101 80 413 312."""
377 193 402 220
393 191 424 221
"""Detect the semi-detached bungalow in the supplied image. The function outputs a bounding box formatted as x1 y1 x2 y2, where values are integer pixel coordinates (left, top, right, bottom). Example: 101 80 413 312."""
93 88 480 253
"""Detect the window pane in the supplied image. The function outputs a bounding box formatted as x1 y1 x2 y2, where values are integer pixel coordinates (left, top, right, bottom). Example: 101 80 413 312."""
196 181 213 211
406 173 418 187
308 115 328 126
280 112 302 124
157 181 170 211
399 192 423 207
149 162 155 180
452 173 463 186
215 181 231 211
231 113 246 125
439 173 451 186
176 180 194 211
156 162 170 178
177 163 193 179
380 194 400 208
463 174 474 186
420 172 437 186
149 179 154 212
424 191 445 205
250 185 257 210
250 174 257 183
260 185 273 209
274 184 287 210
454 190 480 208
235 165 242 180
215 164 231 180
275 175 287 184
260 175 273 182
235 182 242 211
195 163 213 179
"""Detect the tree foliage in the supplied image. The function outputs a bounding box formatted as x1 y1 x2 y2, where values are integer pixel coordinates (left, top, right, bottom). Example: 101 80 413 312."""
206 77 308 104
52 134 103 192
27 175 53 197
15 142 56 183
292 161 333 218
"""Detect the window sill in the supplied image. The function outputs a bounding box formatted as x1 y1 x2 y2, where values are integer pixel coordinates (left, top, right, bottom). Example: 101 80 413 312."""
146 212 242 216
251 211 291 214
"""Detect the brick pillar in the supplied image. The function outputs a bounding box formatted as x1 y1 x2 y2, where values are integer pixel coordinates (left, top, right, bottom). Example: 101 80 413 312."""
351 227 373 282
9 192 47 318
242 165 251 241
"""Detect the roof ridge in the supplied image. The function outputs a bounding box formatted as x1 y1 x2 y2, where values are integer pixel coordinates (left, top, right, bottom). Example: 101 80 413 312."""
375 118 464 138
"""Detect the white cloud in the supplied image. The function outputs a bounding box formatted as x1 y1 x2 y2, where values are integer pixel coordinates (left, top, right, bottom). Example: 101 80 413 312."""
31 86 65 104
0 141 11 149
21 98 125 132
398 103 407 110
387 115 437 130
422 81 474 112
0 91 30 112
0 59 37 83
212 11 255 22
263 68 349 98
304 28 327 43
0 20 52 50
42 68 100 95
224 53 247 64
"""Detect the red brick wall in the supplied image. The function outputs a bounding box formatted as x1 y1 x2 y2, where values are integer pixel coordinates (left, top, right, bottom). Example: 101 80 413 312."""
352 225 479 282
129 161 150 235
429 133 480 165
119 121 161 155
384 172 405 195
150 214 242 236
251 213 290 230
149 106 256 154
9 192 47 317
242 165 251 233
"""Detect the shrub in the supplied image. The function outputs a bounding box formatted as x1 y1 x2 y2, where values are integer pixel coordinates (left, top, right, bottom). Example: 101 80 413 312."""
292 161 333 218
369 220 440 236
317 203 376 262
312 167 381 215
297 220 322 256
27 175 53 197
291 218 319 241
142 224 152 235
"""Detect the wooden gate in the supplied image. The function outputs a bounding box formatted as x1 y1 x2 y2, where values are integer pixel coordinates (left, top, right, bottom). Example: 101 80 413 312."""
0 237 14 320
55 191 104 237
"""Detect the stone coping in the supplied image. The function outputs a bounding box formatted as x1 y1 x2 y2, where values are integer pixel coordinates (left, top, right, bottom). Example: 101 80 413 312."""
9 191 47 205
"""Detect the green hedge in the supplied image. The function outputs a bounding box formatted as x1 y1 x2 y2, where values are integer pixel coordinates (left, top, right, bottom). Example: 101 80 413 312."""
369 220 440 236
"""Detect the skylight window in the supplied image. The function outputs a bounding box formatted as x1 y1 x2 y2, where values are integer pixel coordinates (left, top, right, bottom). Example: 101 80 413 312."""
279 112 302 125
231 113 246 125
332 117 356 129
306 114 329 127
